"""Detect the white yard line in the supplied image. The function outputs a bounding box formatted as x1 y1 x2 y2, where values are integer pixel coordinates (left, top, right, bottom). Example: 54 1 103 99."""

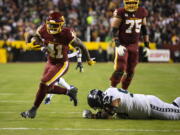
0 100 32 103
0 128 179 132
0 93 33 96
0 111 81 114
0 93 19 95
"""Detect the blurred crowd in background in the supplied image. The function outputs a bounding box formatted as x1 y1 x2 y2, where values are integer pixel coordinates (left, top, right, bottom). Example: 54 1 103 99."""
0 0 180 62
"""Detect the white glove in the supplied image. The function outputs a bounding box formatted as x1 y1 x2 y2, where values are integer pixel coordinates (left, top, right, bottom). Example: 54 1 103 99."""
116 46 126 56
82 110 92 118
143 47 150 57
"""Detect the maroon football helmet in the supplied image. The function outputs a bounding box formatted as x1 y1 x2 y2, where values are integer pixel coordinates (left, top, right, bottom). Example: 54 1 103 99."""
46 11 65 34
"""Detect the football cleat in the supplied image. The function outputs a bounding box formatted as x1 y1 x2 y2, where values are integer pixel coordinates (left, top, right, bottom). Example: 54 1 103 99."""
20 107 37 119
67 86 78 106
44 97 51 104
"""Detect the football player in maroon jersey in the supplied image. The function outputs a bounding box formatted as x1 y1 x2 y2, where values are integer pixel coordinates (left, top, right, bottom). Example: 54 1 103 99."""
110 0 149 90
21 11 95 119
44 48 83 105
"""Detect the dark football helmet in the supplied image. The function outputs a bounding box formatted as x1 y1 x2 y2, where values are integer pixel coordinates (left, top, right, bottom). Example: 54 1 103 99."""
46 11 65 34
87 89 104 109
124 0 139 12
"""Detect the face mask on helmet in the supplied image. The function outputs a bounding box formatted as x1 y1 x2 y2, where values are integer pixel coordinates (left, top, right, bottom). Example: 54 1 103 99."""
87 89 104 109
124 0 139 12
46 12 65 34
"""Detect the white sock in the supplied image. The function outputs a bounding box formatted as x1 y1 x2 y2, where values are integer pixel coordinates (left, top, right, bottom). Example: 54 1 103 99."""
58 78 71 90
47 94 53 99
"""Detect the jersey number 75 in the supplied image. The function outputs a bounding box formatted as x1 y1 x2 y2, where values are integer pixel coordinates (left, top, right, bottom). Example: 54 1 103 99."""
125 19 142 33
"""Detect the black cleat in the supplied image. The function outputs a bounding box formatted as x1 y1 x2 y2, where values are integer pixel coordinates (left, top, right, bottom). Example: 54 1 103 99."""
21 107 37 119
44 97 51 104
67 86 78 106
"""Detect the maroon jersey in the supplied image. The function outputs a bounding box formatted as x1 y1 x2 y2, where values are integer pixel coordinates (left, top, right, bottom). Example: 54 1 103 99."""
114 7 148 45
37 24 75 63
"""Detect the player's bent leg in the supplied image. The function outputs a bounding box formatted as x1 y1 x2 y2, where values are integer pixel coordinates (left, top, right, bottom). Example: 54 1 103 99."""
44 78 74 105
48 85 78 106
110 71 124 87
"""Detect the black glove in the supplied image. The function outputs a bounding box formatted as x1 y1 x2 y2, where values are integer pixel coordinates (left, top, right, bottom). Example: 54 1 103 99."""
76 62 83 72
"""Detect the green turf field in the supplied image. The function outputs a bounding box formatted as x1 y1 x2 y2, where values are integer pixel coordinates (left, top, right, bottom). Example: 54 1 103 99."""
0 62 180 135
